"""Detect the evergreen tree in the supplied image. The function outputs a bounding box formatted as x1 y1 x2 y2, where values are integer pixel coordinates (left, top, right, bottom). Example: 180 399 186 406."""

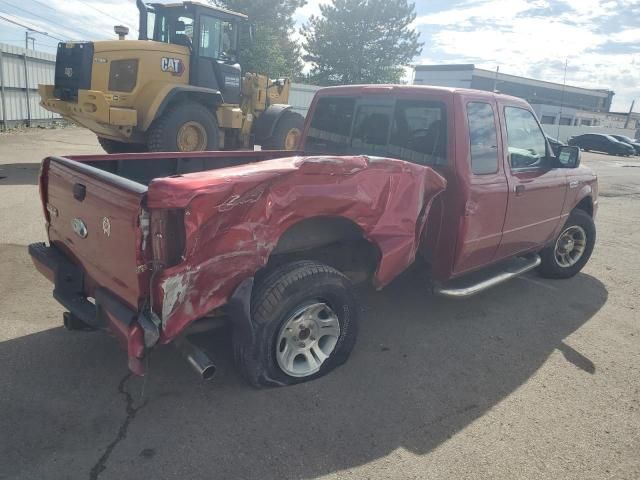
302 0 422 85
220 0 305 78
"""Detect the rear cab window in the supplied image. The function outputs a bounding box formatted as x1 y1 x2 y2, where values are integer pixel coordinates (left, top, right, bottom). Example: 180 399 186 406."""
305 95 448 166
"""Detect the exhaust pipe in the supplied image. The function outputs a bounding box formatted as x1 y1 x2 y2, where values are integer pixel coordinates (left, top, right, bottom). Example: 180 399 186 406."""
176 338 217 381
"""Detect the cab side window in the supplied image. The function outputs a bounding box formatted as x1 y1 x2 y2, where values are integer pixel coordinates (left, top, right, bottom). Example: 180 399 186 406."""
200 16 222 59
467 102 498 174
504 107 549 169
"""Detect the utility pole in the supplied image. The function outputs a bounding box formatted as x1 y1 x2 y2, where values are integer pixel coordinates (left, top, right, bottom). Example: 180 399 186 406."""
493 66 499 92
25 30 35 50
23 30 33 126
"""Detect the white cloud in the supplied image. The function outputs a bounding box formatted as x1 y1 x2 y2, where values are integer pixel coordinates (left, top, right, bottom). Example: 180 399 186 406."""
610 28 640 43
413 0 548 28
414 0 639 111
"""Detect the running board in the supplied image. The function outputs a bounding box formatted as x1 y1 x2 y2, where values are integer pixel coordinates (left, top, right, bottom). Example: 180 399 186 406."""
434 254 541 298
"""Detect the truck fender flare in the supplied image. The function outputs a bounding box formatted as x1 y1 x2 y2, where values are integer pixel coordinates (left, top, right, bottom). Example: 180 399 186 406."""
145 86 224 130
573 185 595 216
252 104 293 143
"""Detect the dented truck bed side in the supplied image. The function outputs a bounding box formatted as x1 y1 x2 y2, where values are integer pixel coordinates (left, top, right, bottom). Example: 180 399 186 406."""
147 155 446 341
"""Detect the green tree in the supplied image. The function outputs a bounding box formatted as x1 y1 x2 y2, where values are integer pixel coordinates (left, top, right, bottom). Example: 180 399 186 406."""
302 0 422 85
220 0 305 78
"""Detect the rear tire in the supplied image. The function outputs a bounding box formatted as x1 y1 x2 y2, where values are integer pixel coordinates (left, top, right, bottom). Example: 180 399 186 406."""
98 137 146 154
233 260 359 388
261 110 304 150
147 101 219 152
538 209 595 279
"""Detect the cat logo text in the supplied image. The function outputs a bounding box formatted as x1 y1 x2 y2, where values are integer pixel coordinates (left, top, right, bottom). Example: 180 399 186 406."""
161 58 185 76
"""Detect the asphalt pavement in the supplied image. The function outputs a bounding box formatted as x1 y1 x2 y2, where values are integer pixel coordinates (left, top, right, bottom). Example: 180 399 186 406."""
1 127 639 480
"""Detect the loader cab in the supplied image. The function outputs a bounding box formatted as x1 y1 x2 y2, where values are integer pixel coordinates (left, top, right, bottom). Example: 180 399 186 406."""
138 1 247 104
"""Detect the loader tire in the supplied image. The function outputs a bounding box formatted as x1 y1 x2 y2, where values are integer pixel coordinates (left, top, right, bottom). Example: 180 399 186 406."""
147 102 219 152
261 110 304 151
98 137 146 154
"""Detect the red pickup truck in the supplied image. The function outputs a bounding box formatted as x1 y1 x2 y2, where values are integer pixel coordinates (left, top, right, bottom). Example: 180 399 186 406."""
29 85 598 387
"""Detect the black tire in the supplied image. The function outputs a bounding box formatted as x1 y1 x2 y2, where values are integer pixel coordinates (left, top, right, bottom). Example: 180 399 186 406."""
538 209 596 279
98 137 146 153
261 110 304 150
147 101 219 152
233 260 359 388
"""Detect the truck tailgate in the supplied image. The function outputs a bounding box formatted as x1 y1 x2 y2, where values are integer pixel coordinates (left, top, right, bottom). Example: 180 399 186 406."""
43 156 148 309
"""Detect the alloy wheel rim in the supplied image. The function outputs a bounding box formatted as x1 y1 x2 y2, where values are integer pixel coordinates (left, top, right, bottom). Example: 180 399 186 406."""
554 225 587 267
177 121 207 152
275 302 340 377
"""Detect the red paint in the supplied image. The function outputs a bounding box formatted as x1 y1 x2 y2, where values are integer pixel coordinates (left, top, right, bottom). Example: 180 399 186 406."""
148 155 446 340
31 85 598 374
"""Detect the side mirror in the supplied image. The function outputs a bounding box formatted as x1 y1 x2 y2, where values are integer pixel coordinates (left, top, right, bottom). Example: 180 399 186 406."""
556 145 581 168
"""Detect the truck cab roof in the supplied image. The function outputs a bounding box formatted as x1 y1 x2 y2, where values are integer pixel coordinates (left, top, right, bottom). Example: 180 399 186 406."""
313 84 528 106
147 1 248 19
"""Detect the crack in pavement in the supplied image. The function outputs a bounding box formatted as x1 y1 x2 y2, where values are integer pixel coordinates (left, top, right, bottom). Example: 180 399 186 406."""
89 373 148 480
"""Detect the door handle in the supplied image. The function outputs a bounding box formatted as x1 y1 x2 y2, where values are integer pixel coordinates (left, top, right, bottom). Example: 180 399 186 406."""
514 185 525 196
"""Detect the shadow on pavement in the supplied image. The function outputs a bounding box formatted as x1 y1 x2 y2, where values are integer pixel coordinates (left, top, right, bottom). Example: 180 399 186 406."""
0 267 607 479
0 163 40 186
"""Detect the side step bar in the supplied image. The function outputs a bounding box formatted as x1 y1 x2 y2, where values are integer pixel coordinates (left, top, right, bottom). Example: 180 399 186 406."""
434 254 541 298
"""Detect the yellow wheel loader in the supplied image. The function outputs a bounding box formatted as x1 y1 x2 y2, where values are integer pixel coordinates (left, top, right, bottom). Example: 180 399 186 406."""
38 1 304 153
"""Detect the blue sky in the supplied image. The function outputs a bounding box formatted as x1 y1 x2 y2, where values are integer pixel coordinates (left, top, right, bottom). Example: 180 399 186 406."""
1 0 638 111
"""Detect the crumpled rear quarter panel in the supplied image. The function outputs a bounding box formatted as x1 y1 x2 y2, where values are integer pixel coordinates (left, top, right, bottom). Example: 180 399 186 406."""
146 155 447 341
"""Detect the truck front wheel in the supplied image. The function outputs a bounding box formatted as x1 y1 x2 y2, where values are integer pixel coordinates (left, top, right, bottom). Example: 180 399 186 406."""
538 209 596 279
147 102 219 152
233 261 359 387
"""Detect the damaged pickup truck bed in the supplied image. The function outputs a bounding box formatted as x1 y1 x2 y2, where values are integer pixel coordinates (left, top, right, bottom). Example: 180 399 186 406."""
30 85 598 387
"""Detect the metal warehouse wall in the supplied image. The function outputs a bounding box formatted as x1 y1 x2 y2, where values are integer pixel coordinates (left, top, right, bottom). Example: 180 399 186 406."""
0 43 60 127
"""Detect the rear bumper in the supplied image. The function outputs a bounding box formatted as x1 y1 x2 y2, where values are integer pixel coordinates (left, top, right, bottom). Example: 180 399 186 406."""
38 84 137 141
28 242 146 375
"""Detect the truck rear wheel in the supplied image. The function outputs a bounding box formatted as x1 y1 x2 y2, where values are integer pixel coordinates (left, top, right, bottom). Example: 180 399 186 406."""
538 209 596 279
233 261 359 388
147 102 219 152
261 110 304 150
98 137 146 154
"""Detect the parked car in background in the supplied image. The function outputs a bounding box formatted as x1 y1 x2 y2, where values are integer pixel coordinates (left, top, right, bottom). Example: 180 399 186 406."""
610 134 640 155
568 133 635 156
546 135 566 156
